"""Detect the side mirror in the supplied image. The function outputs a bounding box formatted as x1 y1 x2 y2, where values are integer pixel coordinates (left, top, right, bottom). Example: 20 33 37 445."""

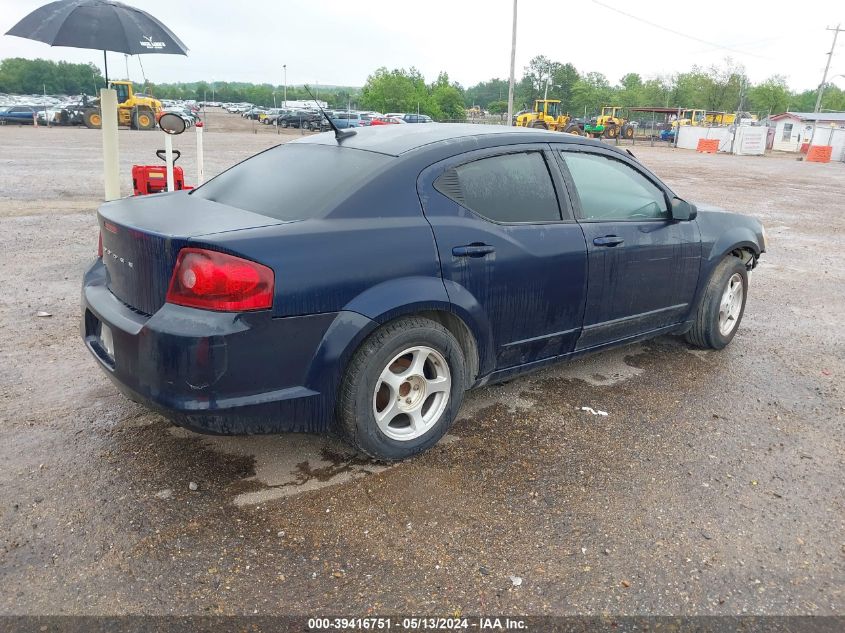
158 112 186 135
670 197 697 221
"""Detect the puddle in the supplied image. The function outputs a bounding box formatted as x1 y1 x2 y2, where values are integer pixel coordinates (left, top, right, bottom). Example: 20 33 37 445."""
168 427 459 506
548 344 646 386
160 344 653 504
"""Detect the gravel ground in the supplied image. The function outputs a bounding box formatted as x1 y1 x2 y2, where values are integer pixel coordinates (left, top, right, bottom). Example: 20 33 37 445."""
0 113 843 616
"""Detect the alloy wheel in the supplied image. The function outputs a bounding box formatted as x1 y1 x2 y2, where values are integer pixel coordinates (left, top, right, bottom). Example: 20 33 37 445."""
718 272 744 336
372 345 451 441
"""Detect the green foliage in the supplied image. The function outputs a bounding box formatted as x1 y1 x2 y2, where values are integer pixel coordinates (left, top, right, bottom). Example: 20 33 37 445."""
464 78 509 108
0 57 104 94
788 84 845 112
464 56 827 120
571 72 613 117
359 67 427 113
487 100 508 114
150 81 360 108
4 55 841 120
359 67 467 121
747 76 791 115
429 72 466 121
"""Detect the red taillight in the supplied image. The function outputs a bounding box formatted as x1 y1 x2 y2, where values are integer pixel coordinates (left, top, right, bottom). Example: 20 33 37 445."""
97 231 103 258
166 248 274 312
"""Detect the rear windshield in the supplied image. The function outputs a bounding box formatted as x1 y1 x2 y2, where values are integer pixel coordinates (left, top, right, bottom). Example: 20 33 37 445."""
193 143 391 221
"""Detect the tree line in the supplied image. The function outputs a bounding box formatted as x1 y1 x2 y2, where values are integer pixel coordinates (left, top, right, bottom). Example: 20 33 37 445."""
3 56 844 120
468 55 845 118
0 57 104 94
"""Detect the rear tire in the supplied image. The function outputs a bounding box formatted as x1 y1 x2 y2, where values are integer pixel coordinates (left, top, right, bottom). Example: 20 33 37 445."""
686 256 748 350
605 125 618 139
564 123 583 135
531 121 548 130
337 317 466 461
622 123 634 139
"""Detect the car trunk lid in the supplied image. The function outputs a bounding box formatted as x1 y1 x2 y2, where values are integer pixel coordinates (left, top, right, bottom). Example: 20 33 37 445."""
98 191 285 315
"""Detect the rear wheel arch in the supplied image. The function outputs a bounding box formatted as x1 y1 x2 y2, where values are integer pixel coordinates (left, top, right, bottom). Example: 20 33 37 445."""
347 306 480 389
406 310 479 388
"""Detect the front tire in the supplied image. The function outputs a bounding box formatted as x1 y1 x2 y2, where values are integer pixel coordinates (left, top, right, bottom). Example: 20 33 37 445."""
686 256 748 349
82 108 102 129
337 317 466 461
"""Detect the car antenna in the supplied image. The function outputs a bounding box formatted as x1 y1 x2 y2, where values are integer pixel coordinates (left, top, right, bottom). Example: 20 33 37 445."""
304 85 356 142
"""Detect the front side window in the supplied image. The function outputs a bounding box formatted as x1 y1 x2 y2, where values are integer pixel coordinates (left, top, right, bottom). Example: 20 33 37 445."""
781 123 793 141
436 152 561 223
561 152 668 221
115 84 129 103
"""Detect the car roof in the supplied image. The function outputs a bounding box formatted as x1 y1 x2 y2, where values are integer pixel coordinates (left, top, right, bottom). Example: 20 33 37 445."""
292 123 596 157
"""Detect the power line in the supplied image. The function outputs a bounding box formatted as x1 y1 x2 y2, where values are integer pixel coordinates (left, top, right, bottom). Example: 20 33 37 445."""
591 0 772 60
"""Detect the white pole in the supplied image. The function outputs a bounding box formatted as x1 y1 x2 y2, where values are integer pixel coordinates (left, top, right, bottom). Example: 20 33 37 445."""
100 88 120 201
196 122 204 186
164 133 175 192
506 0 518 127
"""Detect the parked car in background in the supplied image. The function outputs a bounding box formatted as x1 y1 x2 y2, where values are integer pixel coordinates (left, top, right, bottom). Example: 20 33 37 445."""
260 108 286 124
243 107 268 120
369 116 400 126
277 110 320 129
358 112 384 126
0 105 38 124
162 106 199 127
82 124 766 461
401 113 433 123
333 112 366 127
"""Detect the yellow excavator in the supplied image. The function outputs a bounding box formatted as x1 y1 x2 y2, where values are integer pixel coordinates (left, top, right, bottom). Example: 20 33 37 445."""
516 100 583 134
82 80 161 130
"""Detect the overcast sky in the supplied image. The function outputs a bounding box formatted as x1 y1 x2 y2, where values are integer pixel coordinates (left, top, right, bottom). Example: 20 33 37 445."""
2 0 844 92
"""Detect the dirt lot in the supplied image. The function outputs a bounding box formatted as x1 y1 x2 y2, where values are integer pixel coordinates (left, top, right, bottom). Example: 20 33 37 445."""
0 111 843 617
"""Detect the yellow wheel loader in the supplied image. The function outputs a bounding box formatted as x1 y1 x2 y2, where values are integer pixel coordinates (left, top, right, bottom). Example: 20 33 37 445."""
82 81 162 131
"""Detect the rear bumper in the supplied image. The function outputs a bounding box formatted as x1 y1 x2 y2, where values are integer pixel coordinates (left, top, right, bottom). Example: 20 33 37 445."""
81 259 362 434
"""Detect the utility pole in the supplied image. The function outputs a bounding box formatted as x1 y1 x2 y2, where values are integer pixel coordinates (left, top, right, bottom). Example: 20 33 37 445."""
283 65 287 108
809 24 842 148
814 24 843 112
543 62 551 100
506 0 518 127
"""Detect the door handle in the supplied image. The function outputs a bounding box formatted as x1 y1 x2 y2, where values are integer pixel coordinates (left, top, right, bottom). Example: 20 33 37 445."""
593 236 625 247
452 244 496 258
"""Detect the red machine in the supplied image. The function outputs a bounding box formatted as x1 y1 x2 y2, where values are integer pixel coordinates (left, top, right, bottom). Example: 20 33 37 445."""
132 149 192 195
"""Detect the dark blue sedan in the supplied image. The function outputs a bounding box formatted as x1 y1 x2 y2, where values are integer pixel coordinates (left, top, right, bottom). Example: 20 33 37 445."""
82 124 766 460
0 105 38 124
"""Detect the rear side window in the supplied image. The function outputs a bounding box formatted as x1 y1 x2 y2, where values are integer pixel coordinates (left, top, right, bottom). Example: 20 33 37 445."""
194 144 390 221
436 152 561 223
561 152 669 221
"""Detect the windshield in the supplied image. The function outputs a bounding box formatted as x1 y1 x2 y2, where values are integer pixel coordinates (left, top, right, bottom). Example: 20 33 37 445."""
193 144 391 221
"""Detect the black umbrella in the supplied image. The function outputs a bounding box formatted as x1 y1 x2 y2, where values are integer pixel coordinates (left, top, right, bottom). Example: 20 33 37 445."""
5 0 188 82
